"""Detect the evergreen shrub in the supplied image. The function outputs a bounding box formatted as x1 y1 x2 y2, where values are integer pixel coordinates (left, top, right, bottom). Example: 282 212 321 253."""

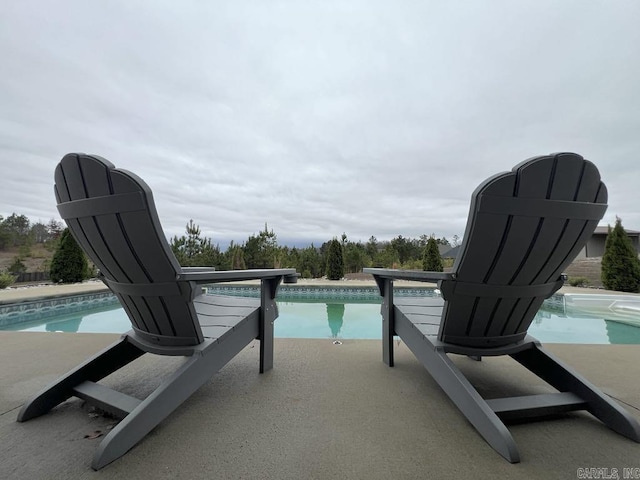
601 217 640 292
326 239 345 280
422 237 444 272
0 271 16 289
8 256 26 275
50 228 88 283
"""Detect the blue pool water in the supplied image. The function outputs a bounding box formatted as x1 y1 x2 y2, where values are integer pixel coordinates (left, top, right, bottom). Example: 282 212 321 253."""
2 287 640 344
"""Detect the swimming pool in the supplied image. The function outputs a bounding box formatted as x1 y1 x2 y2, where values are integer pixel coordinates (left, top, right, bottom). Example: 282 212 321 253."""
2 287 640 344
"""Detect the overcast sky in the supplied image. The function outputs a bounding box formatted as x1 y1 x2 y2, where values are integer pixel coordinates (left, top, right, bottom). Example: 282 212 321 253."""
1 1 639 248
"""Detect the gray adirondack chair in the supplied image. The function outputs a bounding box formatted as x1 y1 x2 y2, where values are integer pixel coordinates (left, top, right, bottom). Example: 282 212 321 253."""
364 152 640 462
17 153 297 470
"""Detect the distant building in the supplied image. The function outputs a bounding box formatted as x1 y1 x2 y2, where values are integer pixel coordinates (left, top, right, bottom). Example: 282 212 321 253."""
439 226 640 261
441 245 460 259
577 226 640 258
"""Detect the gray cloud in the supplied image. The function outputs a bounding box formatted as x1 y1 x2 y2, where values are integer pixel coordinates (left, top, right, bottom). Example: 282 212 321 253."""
2 0 639 248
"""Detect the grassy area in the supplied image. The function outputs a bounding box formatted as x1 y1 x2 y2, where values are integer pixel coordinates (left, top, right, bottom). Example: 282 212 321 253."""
0 243 55 273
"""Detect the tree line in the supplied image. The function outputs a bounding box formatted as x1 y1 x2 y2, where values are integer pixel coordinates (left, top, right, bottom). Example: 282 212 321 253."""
0 214 64 250
0 214 66 287
2 212 639 293
0 213 455 286
169 221 455 279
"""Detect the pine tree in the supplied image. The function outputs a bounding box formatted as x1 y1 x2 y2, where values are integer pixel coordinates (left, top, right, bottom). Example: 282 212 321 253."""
422 236 443 272
170 220 222 267
230 243 247 270
299 244 322 278
601 217 640 292
50 228 88 283
243 224 278 269
325 238 345 280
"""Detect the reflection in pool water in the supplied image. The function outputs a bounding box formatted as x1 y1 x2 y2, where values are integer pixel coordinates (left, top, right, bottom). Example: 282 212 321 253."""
4 293 640 345
326 303 345 338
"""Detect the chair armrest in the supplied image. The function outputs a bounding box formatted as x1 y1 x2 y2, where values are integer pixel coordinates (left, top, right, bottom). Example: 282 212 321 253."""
283 272 300 284
363 268 453 283
363 268 453 297
178 268 298 284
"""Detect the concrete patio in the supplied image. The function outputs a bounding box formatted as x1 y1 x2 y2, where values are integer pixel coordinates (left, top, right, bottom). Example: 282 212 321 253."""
1 281 640 478
1 331 639 479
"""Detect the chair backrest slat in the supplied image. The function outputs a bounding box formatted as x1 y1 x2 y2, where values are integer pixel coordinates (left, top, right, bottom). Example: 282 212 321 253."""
439 153 607 347
54 154 204 346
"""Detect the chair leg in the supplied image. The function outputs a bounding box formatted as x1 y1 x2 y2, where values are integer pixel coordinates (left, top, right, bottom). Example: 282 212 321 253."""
259 278 279 373
512 345 640 442
92 332 248 470
422 346 520 462
394 320 519 462
18 336 144 422
381 279 395 367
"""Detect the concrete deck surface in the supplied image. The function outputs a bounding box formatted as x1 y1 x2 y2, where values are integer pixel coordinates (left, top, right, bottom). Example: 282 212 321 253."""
1 280 639 479
1 332 639 480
